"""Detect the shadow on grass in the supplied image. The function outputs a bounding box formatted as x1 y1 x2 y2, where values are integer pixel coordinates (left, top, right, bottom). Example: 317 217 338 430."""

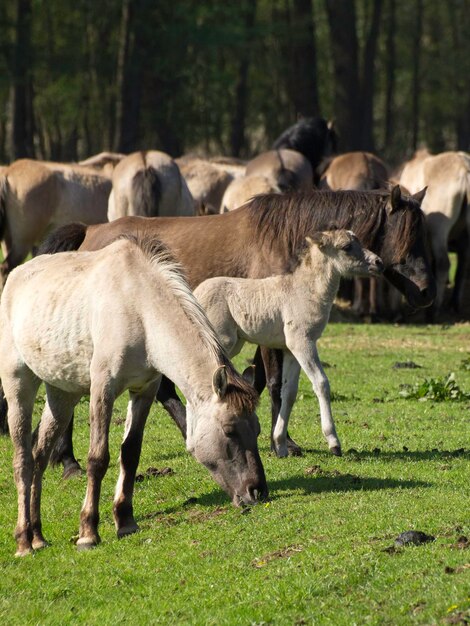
142 472 431 521
299 447 469 462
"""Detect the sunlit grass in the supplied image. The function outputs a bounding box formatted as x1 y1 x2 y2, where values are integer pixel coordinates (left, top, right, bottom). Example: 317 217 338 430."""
0 323 468 625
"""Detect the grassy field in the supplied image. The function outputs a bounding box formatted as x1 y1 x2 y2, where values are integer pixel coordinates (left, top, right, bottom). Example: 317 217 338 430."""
0 322 469 625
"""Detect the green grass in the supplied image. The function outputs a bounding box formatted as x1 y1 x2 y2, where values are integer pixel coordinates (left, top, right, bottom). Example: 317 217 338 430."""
0 323 469 625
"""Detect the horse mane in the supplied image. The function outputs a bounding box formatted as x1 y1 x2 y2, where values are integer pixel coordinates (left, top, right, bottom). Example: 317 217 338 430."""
121 233 259 412
247 190 424 266
272 117 336 171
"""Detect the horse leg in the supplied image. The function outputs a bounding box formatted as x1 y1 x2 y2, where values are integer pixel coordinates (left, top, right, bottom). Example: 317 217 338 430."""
156 376 187 439
261 346 302 456
0 381 8 435
4 370 40 556
77 376 114 550
113 380 160 538
49 414 82 478
290 340 341 456
272 352 301 457
451 230 469 313
30 387 81 550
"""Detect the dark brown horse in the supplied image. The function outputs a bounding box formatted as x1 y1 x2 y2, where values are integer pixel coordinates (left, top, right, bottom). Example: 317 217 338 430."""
36 186 435 473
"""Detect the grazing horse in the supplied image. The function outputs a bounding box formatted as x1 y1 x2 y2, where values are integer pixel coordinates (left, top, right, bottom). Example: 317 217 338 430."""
245 149 313 193
195 231 384 456
108 150 194 220
38 185 434 469
0 235 267 556
0 158 111 285
272 117 337 181
400 150 470 316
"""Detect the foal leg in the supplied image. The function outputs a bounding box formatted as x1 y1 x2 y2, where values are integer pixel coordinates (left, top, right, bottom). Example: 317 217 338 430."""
113 380 160 538
290 340 341 456
272 352 301 458
156 376 187 439
49 414 82 478
261 347 302 456
31 388 81 549
77 377 114 550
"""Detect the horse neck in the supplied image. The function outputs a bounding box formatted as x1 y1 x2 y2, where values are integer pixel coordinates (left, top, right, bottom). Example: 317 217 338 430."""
292 250 342 308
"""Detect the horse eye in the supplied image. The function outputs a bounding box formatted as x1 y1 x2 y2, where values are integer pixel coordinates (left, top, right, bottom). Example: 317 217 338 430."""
342 244 353 252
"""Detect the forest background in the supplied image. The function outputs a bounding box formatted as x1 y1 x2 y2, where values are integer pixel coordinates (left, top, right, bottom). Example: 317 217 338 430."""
1 0 469 167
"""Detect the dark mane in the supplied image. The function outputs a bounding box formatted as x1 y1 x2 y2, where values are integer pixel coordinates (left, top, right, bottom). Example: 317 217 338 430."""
247 190 425 266
223 366 259 415
272 117 337 171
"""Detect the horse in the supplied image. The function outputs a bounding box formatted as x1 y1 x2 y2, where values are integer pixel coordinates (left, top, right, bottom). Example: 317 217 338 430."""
0 158 111 286
78 152 126 177
318 151 391 318
0 235 267 556
176 156 235 215
319 152 389 191
244 149 313 193
37 185 434 471
195 230 383 457
400 151 470 316
108 150 195 220
272 117 337 182
220 174 281 212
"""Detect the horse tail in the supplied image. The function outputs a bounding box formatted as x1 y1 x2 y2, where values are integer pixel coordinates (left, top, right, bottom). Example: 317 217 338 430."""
132 167 162 217
0 170 8 241
37 222 88 255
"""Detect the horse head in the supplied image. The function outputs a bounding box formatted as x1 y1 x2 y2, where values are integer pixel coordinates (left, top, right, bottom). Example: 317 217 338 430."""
186 365 268 507
381 185 436 308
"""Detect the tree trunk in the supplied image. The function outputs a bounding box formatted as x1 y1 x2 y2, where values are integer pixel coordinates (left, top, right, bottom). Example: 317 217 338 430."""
230 0 257 157
360 0 383 151
383 0 396 151
114 0 142 153
324 0 361 151
411 0 423 151
10 0 35 159
289 0 320 117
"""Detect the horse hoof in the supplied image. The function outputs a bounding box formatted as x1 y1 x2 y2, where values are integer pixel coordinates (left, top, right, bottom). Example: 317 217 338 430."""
76 537 99 551
330 446 342 457
117 524 139 539
287 443 303 457
62 463 83 480
32 538 49 551
274 445 288 458
15 546 33 557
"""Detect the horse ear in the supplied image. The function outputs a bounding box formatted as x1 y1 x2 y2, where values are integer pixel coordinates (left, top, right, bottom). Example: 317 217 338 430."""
242 365 255 387
389 185 402 214
306 233 327 249
212 366 228 399
412 187 427 205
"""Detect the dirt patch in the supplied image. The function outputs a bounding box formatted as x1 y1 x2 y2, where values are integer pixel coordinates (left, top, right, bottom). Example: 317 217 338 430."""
253 544 303 568
188 507 226 523
445 564 470 574
135 467 174 482
442 610 470 624
451 536 470 550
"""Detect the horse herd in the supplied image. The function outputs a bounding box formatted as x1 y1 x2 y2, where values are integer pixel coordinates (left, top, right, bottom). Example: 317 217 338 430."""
2 116 467 556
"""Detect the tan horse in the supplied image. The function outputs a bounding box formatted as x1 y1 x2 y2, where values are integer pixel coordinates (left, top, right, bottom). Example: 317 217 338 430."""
78 152 126 177
0 158 111 284
108 150 195 221
220 174 281 212
319 152 389 191
245 149 313 193
400 150 470 314
176 156 235 215
0 235 267 556
195 231 383 457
